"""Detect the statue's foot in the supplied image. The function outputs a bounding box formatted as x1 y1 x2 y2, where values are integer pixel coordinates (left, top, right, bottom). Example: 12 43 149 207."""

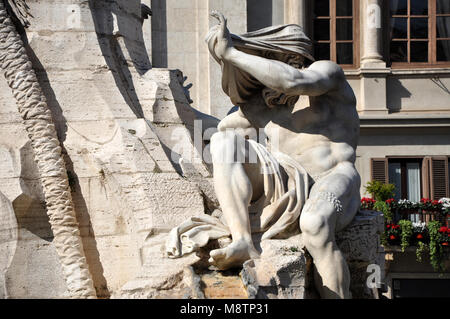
208 239 259 270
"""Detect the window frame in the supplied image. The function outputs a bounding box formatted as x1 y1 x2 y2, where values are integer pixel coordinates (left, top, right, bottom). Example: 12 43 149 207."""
385 0 450 68
387 157 424 200
371 156 450 201
310 0 360 69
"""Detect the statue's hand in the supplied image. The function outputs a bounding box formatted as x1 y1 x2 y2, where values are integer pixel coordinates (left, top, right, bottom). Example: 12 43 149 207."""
210 10 234 60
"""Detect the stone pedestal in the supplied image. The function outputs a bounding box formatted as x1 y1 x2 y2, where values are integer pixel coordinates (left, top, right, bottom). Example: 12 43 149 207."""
241 235 315 299
337 210 386 298
240 210 385 299
112 210 384 299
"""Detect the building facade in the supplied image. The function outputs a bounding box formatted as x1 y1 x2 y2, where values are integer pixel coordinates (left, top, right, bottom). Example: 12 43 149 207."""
146 0 450 202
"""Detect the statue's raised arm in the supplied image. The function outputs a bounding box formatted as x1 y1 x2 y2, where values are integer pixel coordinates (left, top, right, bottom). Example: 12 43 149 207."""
206 11 345 107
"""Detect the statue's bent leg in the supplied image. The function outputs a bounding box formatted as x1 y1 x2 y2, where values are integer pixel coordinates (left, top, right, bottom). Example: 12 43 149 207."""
300 163 360 299
208 131 262 270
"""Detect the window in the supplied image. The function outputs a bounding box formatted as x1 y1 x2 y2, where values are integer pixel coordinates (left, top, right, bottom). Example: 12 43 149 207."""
371 157 450 201
247 0 282 32
388 158 422 201
312 0 360 68
388 0 450 67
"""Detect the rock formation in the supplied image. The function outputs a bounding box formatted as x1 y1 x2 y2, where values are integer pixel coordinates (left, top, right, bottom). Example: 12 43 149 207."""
0 0 95 298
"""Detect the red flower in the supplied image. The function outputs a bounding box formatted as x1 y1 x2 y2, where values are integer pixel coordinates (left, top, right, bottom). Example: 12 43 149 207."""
386 224 391 229
442 242 449 247
389 235 396 240
432 200 439 205
439 226 448 233
386 198 395 205
416 234 423 239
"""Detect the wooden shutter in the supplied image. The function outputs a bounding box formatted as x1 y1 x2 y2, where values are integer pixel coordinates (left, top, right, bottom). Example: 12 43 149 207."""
422 157 432 199
371 158 388 184
430 157 449 200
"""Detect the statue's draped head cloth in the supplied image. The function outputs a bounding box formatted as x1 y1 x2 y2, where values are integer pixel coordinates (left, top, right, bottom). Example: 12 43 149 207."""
206 24 315 107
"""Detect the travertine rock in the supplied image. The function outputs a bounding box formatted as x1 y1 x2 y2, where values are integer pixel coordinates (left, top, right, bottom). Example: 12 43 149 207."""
0 0 96 297
336 210 385 299
113 234 204 299
241 210 385 299
241 235 314 299
114 210 384 299
0 0 216 297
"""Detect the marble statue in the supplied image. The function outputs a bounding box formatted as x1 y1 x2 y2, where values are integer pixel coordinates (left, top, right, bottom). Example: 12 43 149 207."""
140 3 152 24
170 11 360 299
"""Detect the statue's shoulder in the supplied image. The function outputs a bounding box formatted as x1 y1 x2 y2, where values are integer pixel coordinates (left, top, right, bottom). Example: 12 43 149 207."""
307 60 345 80
306 61 354 100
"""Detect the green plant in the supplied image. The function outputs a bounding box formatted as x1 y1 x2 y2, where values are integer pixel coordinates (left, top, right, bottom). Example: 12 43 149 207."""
373 200 393 223
428 221 445 272
365 181 396 202
399 220 413 252
416 241 428 263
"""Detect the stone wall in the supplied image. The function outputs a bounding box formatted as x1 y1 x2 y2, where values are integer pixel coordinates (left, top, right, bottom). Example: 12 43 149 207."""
150 0 247 119
0 0 213 298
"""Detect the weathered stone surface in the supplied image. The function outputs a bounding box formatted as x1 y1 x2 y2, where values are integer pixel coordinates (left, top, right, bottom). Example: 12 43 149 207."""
337 210 385 262
241 210 385 299
241 235 314 299
336 210 385 299
0 0 217 298
112 233 204 299
200 270 248 299
0 142 69 298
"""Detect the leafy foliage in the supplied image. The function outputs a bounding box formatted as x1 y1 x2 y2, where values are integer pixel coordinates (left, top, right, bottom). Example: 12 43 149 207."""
416 241 428 263
428 221 445 272
362 182 449 272
365 181 396 202
398 220 413 252
373 200 393 223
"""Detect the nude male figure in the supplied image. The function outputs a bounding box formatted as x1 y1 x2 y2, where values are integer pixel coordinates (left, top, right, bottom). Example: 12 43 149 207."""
207 12 361 299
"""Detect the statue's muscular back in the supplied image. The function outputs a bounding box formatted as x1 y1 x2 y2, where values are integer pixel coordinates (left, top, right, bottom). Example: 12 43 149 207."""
223 60 360 181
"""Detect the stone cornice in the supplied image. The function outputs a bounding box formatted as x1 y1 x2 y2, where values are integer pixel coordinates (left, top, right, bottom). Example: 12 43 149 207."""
359 115 450 128
345 67 450 77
